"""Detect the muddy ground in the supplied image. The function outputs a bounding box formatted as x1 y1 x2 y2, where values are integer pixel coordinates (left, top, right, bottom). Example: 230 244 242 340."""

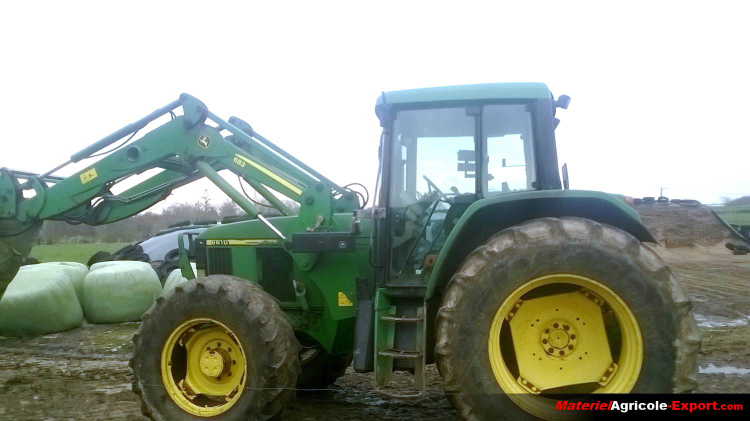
0 323 457 420
1 205 749 419
1 244 748 420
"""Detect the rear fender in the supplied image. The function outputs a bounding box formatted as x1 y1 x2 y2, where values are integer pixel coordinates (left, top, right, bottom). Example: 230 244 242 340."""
425 190 654 300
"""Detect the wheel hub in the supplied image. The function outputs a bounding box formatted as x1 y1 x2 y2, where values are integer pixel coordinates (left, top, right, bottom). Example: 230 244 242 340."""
161 319 248 417
489 273 645 408
541 319 578 356
199 349 226 378
184 332 243 396
506 289 615 391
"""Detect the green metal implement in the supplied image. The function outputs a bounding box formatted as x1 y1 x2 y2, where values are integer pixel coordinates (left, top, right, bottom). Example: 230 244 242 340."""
0 93 359 289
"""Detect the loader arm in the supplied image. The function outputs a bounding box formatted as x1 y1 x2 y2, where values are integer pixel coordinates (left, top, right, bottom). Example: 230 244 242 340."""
0 93 360 291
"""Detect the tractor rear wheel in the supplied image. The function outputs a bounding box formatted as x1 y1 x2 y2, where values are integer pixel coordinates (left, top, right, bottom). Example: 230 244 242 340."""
131 275 300 420
435 217 700 421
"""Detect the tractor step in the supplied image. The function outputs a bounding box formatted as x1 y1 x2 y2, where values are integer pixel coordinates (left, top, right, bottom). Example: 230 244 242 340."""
381 283 426 298
380 315 422 323
378 348 422 359
374 288 426 398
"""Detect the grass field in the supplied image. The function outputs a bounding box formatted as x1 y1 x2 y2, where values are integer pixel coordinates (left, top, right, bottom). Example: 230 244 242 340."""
30 243 129 264
715 205 750 226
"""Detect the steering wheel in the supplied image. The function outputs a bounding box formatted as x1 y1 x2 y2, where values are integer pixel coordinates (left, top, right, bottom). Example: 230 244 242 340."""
423 175 448 201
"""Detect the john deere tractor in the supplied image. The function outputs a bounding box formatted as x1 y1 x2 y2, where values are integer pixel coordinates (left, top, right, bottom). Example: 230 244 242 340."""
0 83 699 420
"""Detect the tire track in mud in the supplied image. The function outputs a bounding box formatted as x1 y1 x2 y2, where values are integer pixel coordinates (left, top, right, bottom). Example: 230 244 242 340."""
657 245 750 394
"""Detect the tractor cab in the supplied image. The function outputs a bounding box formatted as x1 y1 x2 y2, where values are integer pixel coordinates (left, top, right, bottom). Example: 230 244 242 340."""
375 83 566 281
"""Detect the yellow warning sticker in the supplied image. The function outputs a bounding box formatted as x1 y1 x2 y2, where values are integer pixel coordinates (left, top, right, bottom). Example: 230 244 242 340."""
337 291 353 307
233 154 303 196
205 239 280 246
80 168 98 184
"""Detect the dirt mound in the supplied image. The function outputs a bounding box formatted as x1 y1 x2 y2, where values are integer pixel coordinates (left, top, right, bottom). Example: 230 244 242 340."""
636 203 746 248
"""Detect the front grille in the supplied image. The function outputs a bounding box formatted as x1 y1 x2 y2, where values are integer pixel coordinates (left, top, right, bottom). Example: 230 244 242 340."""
207 247 232 275
195 239 207 270
258 248 294 301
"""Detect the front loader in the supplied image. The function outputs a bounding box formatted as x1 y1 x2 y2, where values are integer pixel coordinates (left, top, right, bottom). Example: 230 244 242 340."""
0 83 699 420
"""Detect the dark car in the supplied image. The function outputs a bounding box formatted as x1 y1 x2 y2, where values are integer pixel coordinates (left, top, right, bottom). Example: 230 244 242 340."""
87 223 211 280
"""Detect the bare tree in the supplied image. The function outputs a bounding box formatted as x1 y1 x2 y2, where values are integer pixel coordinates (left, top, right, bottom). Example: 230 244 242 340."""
218 200 242 218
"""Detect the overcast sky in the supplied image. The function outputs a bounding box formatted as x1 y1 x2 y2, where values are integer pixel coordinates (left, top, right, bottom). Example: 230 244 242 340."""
1 1 747 213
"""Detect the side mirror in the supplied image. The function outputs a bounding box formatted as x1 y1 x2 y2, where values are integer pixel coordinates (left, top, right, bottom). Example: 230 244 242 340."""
562 163 570 190
556 95 571 110
457 149 476 178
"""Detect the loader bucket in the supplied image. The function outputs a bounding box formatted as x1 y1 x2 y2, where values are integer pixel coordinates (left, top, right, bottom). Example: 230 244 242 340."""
0 221 41 297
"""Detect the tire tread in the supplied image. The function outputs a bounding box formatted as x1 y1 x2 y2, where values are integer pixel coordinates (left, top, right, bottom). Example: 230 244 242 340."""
436 217 700 421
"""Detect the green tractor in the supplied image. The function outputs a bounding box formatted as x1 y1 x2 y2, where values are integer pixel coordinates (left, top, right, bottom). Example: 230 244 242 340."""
0 83 699 420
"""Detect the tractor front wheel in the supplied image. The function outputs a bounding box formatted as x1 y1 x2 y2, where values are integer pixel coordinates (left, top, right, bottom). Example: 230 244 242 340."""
131 275 300 420
435 217 700 421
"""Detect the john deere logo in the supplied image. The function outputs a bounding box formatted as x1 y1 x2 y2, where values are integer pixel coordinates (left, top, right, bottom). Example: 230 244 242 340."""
197 135 210 149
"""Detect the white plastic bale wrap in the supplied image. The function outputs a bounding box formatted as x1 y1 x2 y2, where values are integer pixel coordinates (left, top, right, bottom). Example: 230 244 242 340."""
82 261 162 323
162 263 197 296
0 265 84 337
89 261 126 271
38 262 88 301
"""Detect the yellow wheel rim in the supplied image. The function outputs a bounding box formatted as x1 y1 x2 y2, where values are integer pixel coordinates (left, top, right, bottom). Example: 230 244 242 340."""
488 274 643 418
161 318 247 417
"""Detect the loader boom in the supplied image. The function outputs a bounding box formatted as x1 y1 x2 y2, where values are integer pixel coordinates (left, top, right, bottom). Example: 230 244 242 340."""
0 93 360 291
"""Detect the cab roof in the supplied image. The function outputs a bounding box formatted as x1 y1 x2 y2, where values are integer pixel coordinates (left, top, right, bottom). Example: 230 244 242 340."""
379 82 552 107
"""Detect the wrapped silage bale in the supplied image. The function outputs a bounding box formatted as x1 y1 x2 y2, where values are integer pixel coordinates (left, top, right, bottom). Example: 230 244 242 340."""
82 261 162 323
0 265 83 337
89 261 125 271
162 263 197 296
31 262 88 302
